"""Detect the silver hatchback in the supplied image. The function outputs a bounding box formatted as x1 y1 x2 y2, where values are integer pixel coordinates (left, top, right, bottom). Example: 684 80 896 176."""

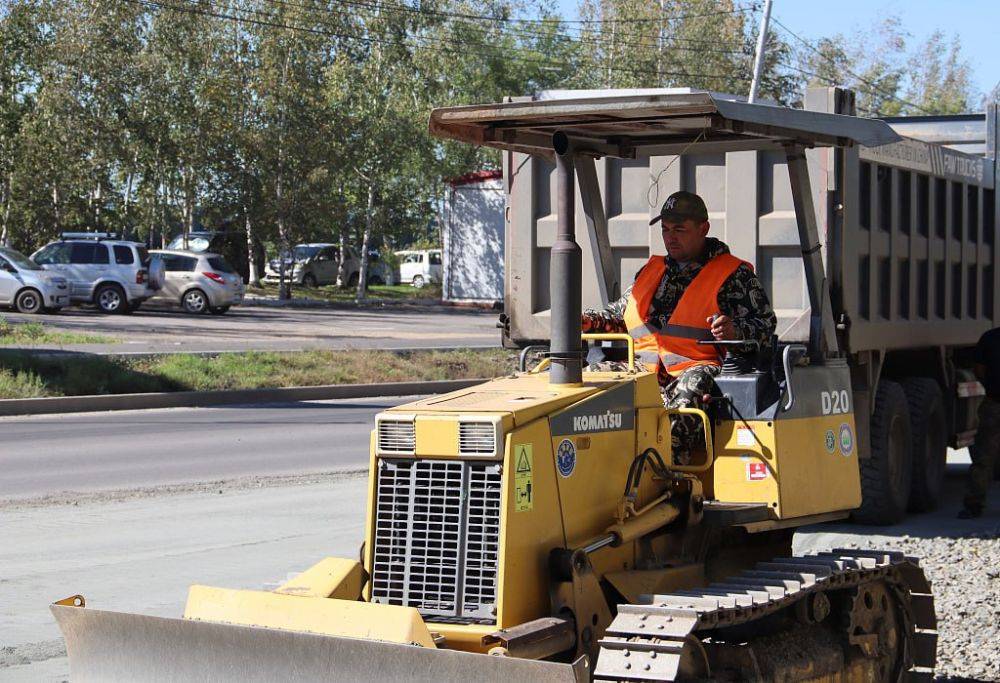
149 250 245 314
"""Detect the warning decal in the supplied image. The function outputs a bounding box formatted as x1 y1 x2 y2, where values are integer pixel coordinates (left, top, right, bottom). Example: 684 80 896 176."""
736 427 756 447
514 444 533 512
746 461 768 481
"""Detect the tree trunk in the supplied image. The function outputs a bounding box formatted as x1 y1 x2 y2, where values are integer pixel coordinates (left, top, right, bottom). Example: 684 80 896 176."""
244 209 260 286
123 171 135 239
355 184 375 301
276 171 291 300
0 171 12 245
337 224 348 287
52 184 61 232
184 174 195 238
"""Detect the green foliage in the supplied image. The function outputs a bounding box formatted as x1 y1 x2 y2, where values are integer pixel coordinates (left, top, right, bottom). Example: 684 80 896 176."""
0 0 986 267
793 17 978 117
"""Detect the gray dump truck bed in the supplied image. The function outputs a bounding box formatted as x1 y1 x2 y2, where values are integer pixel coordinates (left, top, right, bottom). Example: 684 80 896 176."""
471 87 999 353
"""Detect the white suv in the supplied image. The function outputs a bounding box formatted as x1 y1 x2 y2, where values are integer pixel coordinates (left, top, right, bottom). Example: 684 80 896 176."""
32 234 165 313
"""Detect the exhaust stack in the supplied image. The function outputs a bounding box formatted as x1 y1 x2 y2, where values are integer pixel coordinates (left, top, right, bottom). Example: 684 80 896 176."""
549 132 583 385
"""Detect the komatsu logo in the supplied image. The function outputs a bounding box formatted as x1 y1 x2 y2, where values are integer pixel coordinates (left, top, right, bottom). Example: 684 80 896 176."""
550 383 635 437
572 410 624 433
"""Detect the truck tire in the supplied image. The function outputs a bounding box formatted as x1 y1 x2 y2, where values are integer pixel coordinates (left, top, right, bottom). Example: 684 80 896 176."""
147 255 166 290
900 377 947 512
853 380 913 525
95 283 127 314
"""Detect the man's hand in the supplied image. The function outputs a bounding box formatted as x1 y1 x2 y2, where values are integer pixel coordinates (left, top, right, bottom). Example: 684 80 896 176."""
707 314 739 341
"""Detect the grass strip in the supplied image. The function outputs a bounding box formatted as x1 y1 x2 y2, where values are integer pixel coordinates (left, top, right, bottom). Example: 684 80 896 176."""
246 282 442 302
0 348 516 399
0 318 116 346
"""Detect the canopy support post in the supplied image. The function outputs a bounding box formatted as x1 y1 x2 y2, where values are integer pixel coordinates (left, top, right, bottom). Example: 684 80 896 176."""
786 144 840 358
575 156 619 304
550 132 583 385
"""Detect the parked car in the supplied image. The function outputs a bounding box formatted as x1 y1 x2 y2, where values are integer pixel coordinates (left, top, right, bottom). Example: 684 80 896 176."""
31 233 165 314
264 243 394 287
149 249 245 314
0 246 70 313
395 249 442 288
166 230 262 283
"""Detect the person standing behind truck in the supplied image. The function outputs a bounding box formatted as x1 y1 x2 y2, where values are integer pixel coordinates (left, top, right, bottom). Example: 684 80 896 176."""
960 327 1000 518
581 191 776 462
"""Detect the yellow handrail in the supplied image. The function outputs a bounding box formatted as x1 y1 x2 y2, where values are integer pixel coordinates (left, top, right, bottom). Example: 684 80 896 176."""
526 333 637 374
528 357 552 374
659 407 715 473
581 333 636 372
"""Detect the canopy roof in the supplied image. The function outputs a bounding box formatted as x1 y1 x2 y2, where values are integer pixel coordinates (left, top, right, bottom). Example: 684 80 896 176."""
429 90 902 159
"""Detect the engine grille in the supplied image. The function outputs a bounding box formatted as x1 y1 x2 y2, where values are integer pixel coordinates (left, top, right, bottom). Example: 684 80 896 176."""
370 459 502 624
458 421 497 455
377 419 415 454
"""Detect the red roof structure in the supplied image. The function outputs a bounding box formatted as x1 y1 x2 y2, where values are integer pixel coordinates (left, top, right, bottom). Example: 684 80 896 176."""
447 169 502 187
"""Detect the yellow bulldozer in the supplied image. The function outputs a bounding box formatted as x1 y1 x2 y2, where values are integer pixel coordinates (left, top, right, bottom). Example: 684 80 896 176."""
53 92 937 681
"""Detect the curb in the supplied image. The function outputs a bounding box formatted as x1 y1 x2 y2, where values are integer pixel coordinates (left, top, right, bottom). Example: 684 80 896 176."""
0 378 485 417
1 344 497 360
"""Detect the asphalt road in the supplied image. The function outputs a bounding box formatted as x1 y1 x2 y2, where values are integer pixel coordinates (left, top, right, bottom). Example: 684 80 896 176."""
0 396 409 501
2 303 498 354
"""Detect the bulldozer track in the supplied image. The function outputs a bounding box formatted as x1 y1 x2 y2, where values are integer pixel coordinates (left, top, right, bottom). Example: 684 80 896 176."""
594 549 937 682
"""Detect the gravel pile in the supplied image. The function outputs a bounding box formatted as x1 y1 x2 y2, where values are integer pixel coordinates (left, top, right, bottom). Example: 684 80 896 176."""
836 523 1000 682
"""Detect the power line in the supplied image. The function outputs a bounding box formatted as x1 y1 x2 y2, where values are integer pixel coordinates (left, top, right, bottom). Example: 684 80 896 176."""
253 0 754 58
314 0 760 27
130 0 750 87
769 15 935 116
773 60 885 116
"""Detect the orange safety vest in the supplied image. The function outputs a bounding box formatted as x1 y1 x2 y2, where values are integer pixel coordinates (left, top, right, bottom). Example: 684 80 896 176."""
623 253 746 376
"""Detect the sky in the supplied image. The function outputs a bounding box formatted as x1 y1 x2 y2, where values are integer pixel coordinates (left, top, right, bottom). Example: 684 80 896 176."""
554 0 1000 101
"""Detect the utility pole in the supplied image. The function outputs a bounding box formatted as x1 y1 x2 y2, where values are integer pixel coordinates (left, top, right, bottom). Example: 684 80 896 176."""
747 0 773 103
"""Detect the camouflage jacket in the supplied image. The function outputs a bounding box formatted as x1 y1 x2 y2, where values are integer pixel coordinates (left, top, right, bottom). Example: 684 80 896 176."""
583 238 777 369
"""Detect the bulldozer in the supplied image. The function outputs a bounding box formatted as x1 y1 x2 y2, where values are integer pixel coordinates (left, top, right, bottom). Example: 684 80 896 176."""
52 92 938 681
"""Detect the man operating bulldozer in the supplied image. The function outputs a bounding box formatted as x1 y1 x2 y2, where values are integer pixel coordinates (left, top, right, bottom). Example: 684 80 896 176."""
582 190 776 460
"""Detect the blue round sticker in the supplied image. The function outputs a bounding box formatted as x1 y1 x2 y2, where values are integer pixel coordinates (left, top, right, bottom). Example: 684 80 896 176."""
556 439 576 477
839 423 854 456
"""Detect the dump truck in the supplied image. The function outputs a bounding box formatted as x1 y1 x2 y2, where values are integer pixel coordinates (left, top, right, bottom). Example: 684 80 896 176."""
500 87 999 524
53 92 938 681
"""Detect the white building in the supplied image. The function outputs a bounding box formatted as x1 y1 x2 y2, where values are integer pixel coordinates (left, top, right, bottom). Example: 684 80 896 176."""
442 170 504 304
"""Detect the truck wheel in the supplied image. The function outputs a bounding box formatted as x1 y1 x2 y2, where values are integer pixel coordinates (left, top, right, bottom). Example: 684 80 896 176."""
853 380 913 525
412 274 425 288
95 284 127 314
900 377 947 512
302 273 317 288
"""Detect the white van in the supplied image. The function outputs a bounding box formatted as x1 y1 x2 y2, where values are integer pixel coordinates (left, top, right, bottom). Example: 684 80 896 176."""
395 249 442 288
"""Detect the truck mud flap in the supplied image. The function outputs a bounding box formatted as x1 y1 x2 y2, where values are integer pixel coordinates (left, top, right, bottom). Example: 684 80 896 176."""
52 604 588 683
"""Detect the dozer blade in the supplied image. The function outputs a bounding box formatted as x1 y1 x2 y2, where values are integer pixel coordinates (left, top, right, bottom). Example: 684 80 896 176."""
52 605 588 683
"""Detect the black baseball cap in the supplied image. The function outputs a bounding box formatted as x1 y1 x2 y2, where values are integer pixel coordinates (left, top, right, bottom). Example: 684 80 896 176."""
649 191 709 225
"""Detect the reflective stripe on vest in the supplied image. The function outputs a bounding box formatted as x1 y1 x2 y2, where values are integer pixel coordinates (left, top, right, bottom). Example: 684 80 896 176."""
623 253 747 375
